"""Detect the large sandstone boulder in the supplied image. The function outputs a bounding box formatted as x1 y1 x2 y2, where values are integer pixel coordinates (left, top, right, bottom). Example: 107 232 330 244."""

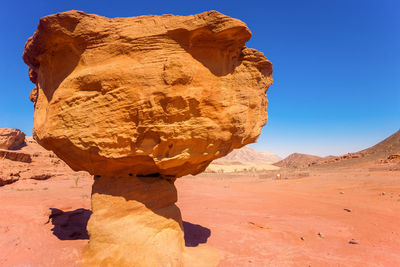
23 10 272 267
23 10 272 178
0 128 26 150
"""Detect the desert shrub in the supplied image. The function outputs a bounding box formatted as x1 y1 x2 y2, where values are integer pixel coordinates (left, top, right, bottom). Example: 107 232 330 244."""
72 176 80 188
259 174 272 179
297 172 310 178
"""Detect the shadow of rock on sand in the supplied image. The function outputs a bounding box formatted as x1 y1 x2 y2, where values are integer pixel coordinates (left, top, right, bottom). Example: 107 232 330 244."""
183 221 211 247
48 208 91 240
48 208 211 246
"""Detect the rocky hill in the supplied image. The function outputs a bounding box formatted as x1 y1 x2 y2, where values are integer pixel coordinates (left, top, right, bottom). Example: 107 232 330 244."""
274 130 400 169
359 129 400 159
314 129 400 167
273 153 322 169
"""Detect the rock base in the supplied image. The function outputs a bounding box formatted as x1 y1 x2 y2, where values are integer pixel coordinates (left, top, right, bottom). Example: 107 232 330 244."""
83 175 185 266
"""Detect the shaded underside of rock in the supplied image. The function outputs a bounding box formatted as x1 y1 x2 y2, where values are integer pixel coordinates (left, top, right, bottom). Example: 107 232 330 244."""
23 10 273 178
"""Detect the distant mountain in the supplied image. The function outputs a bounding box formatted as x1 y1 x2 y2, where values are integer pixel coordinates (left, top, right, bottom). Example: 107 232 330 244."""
213 145 281 165
273 153 322 169
313 129 400 167
258 151 283 163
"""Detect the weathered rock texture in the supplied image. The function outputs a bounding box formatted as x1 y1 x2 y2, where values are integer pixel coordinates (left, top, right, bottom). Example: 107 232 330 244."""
0 150 32 163
23 10 272 267
0 128 25 150
23 10 272 178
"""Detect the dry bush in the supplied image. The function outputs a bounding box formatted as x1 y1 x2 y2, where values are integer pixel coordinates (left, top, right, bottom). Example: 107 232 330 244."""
297 172 310 178
72 176 80 188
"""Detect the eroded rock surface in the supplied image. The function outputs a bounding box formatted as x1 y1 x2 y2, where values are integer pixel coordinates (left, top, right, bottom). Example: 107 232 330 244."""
23 10 272 267
0 150 32 163
23 10 272 178
0 128 25 150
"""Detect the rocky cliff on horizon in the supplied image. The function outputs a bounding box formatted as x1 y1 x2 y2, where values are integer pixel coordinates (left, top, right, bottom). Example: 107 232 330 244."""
213 145 281 165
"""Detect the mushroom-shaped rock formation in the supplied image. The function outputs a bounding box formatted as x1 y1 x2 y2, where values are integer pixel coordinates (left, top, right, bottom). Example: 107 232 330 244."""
23 10 273 266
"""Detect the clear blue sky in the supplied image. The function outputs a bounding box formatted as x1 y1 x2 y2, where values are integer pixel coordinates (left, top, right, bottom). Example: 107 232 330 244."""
0 0 399 157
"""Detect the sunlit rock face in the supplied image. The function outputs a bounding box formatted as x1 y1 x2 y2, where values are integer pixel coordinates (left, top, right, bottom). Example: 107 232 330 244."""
23 10 272 178
0 128 25 150
23 10 272 267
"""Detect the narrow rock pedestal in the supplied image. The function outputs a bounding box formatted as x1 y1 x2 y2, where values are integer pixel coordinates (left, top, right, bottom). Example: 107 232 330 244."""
83 175 185 266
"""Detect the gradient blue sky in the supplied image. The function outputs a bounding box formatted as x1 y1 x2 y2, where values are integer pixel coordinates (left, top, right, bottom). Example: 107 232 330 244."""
0 0 399 157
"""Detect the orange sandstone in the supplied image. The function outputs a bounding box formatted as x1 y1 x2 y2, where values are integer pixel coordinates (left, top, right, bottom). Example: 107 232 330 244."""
23 10 272 266
0 128 25 150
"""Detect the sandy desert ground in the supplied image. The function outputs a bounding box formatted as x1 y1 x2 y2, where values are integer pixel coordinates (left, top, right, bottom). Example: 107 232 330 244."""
1 165 399 267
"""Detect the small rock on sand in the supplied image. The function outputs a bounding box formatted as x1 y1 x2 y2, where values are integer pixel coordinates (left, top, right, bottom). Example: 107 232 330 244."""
349 239 359 244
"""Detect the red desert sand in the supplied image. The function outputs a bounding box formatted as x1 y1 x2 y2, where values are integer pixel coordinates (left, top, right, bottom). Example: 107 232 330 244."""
1 166 399 266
